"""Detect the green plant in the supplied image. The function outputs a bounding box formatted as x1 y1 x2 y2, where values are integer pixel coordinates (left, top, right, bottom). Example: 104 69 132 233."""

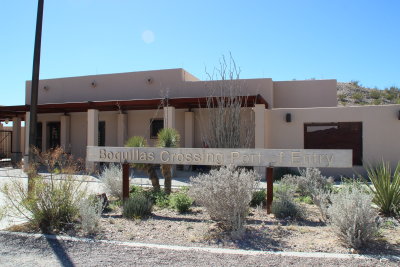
328 184 378 249
369 89 381 99
338 93 346 102
272 186 304 219
129 185 144 195
125 136 160 191
189 165 260 233
148 190 170 208
351 92 363 103
350 80 361 87
250 190 266 207
295 195 313 204
0 148 87 233
365 161 400 216
123 193 153 219
373 99 382 105
157 128 180 194
170 192 193 213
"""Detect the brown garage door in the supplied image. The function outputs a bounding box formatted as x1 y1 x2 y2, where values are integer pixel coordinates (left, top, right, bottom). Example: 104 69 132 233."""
304 122 362 166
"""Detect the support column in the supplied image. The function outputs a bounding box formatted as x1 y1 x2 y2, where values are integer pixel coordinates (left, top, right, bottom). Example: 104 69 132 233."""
60 115 71 153
254 104 266 179
184 111 194 171
163 106 176 129
163 106 176 176
117 113 128 147
86 109 99 172
24 112 30 171
41 121 46 152
11 117 22 165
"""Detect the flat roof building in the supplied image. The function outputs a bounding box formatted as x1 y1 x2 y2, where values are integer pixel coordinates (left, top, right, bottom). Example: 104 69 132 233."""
1 68 399 177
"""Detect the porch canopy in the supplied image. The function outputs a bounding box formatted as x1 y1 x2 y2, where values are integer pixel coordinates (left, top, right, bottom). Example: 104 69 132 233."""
0 94 268 122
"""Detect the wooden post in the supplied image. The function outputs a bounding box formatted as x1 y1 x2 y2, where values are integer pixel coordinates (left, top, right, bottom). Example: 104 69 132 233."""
122 163 130 201
266 167 274 214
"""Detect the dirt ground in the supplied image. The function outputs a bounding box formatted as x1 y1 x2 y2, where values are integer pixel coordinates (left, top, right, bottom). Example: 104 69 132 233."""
62 203 400 256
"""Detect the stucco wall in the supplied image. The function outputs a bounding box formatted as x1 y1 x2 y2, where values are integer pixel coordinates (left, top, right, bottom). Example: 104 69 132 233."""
265 104 400 176
273 80 337 108
25 69 275 109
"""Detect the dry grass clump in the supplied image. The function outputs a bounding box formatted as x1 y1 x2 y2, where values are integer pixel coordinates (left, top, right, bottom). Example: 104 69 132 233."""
189 165 259 234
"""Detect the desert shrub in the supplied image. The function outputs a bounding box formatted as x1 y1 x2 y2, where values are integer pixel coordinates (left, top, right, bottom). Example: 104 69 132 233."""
123 193 153 219
373 99 382 105
78 196 104 235
250 190 266 207
365 161 400 216
146 190 170 208
0 148 87 233
272 167 299 181
295 195 313 204
338 93 347 102
170 192 193 213
281 168 333 221
99 164 122 199
350 80 361 87
369 89 381 99
351 92 364 103
189 165 260 233
272 186 304 219
328 184 378 249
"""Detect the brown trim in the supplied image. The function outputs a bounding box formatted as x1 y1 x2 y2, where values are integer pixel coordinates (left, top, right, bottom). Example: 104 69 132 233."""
0 94 268 121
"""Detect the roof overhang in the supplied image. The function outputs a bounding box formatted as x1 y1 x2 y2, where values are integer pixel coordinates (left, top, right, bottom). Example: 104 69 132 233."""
0 95 268 121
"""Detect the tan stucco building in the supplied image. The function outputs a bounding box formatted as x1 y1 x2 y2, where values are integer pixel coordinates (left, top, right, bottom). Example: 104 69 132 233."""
1 68 399 177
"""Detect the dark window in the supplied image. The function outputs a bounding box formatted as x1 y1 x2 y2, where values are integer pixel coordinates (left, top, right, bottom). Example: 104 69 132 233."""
304 122 362 166
47 122 61 150
150 119 163 139
98 121 106 146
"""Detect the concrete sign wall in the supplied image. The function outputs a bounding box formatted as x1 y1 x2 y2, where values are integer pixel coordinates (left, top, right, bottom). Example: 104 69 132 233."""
87 146 352 168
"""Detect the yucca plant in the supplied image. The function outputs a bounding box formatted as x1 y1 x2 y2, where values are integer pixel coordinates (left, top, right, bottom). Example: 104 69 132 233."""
157 128 180 194
365 161 400 216
125 136 160 191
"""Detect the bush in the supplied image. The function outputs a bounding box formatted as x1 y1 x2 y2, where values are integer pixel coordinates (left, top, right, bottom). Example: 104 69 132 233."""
78 196 103 235
272 186 304 219
99 164 122 200
338 93 347 102
123 193 153 219
189 165 260 233
147 190 170 208
281 168 333 221
0 148 87 233
250 190 266 207
369 89 381 99
170 192 193 213
328 184 378 249
351 92 364 103
365 161 400 216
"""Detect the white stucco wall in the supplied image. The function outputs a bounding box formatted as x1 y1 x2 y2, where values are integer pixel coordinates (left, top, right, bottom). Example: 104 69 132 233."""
265 104 400 177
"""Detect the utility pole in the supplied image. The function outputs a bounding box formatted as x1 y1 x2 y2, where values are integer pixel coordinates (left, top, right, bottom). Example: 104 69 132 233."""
28 0 44 183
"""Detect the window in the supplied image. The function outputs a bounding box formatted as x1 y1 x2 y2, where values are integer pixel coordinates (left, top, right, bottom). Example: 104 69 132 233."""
304 122 362 166
98 121 105 146
47 122 61 150
150 119 163 139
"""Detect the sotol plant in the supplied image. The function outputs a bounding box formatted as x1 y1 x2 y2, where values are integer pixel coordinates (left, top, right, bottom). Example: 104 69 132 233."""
125 136 160 191
157 128 180 194
365 161 400 216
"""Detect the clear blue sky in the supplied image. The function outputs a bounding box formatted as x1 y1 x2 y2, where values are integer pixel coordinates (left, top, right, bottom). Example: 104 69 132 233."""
1 0 399 106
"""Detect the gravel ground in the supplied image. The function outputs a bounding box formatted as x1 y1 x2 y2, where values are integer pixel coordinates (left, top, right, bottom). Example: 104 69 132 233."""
0 232 398 267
